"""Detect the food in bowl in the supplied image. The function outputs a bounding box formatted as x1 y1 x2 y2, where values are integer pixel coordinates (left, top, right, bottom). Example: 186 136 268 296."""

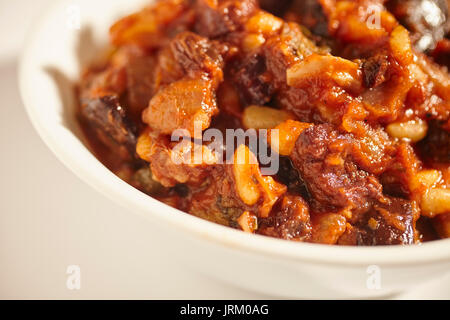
77 0 450 246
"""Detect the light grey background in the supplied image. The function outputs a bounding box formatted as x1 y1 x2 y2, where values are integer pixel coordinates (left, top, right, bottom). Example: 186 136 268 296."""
0 0 449 299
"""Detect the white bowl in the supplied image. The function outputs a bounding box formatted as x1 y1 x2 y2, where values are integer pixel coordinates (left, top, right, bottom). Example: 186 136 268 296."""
19 0 450 299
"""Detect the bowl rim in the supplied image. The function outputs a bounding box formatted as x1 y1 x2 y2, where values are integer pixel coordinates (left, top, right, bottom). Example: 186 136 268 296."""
19 0 450 268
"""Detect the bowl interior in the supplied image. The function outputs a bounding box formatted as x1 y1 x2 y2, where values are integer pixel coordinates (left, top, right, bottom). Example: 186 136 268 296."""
19 0 450 266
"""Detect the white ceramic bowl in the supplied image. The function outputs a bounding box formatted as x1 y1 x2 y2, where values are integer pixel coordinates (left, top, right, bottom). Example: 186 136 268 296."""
19 0 450 299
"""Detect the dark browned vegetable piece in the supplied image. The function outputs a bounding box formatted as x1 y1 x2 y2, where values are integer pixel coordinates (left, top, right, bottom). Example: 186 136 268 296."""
231 53 275 105
80 95 138 158
169 31 226 85
125 54 157 120
431 38 450 68
361 52 390 89
258 194 312 241
339 198 418 246
417 120 450 164
290 124 383 213
194 0 258 38
76 0 450 245
258 0 292 17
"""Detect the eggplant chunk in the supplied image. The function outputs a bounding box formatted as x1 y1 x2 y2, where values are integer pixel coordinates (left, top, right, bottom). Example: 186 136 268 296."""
338 198 419 246
80 95 138 157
